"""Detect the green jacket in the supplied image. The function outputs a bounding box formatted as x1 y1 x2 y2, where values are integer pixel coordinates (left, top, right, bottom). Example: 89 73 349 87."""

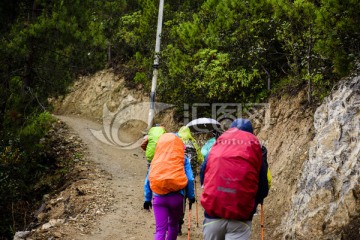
145 126 166 162
178 126 204 163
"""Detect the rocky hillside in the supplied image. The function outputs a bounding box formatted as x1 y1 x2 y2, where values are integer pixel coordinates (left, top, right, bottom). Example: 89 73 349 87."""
280 75 360 239
253 73 359 240
51 70 144 122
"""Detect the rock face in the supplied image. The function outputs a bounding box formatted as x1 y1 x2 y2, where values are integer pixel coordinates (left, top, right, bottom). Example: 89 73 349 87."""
253 89 315 240
282 76 360 239
51 70 147 122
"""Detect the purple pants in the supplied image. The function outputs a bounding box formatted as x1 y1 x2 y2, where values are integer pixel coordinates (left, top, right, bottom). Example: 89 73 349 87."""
153 193 184 240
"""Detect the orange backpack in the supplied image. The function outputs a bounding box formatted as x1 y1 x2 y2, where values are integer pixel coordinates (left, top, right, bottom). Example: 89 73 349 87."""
149 133 188 195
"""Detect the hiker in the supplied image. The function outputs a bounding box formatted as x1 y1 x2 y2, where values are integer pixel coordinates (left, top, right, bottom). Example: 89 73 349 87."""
200 118 271 240
177 126 204 235
200 130 222 160
178 126 204 176
140 125 166 166
143 133 195 240
199 130 222 187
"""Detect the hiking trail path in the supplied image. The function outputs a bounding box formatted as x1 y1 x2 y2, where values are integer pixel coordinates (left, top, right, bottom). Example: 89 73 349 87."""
57 115 204 240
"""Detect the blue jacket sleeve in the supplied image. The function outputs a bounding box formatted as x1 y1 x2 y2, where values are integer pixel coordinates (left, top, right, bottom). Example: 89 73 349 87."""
144 170 152 202
255 145 270 205
200 155 208 186
184 157 195 199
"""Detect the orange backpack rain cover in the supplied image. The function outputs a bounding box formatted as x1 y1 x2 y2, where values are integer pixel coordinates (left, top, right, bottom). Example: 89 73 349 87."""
149 133 188 195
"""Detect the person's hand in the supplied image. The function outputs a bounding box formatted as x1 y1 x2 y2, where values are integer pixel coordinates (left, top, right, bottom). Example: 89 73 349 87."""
143 201 152 211
188 198 195 210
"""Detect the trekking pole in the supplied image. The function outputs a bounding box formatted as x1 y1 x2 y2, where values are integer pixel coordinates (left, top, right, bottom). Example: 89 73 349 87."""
261 204 265 240
187 205 191 240
194 178 199 227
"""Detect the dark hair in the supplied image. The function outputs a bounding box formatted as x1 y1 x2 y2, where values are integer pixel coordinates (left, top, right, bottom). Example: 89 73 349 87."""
212 130 222 139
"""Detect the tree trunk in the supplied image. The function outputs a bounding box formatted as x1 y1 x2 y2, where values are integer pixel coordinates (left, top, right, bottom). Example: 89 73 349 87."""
24 0 38 88
0 79 9 130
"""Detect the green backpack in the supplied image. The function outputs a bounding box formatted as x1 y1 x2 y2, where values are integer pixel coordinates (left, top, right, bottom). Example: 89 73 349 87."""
145 126 166 162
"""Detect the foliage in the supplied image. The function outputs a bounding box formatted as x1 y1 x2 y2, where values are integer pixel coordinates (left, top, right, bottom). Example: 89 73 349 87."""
314 0 360 75
1 0 360 237
19 112 55 151
268 0 359 101
0 124 74 238
1 0 359 120
159 0 281 107
0 0 110 237
0 144 25 237
0 0 109 131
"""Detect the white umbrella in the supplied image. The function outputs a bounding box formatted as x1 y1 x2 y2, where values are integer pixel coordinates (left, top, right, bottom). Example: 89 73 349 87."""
186 118 223 133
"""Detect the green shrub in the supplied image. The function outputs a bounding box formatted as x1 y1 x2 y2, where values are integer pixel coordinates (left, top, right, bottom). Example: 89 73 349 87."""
0 113 72 239
19 112 55 151
0 144 32 238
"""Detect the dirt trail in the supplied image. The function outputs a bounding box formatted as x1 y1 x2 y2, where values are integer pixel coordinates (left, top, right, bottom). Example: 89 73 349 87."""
57 115 204 240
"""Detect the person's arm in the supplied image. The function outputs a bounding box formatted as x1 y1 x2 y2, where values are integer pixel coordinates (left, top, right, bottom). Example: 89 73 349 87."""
140 135 148 151
200 155 208 186
184 157 195 200
144 171 152 202
255 145 270 205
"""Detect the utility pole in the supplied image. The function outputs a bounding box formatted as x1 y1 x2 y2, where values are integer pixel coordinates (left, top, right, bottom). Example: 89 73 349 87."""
147 0 164 128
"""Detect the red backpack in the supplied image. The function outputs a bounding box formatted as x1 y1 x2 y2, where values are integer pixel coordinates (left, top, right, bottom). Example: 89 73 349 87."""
200 128 262 220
